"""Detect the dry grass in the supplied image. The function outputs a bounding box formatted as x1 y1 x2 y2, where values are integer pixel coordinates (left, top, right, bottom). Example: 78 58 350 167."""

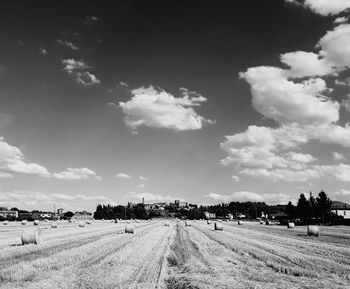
0 220 349 289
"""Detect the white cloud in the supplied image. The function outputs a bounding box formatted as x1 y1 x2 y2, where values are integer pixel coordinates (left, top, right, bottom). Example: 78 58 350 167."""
116 172 132 179
62 59 89 74
39 47 47 55
288 152 316 163
53 167 101 181
138 184 146 188
124 192 177 203
56 39 79 50
205 191 292 204
0 137 50 177
76 71 100 86
334 189 350 196
232 175 240 182
240 67 339 126
287 0 350 16
119 86 212 131
334 17 348 24
281 51 335 78
61 59 100 86
333 152 345 161
139 176 148 180
341 95 350 112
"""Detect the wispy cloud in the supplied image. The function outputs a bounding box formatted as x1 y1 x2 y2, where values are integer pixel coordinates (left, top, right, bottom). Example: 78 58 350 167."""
53 168 101 181
61 59 100 86
115 172 132 179
56 39 79 50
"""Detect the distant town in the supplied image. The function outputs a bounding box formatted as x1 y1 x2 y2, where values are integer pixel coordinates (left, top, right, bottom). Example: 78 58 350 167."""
1 191 350 225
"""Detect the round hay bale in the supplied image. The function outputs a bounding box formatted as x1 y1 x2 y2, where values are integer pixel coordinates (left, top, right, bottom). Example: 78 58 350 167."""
125 224 135 234
265 220 270 225
238 220 244 225
21 228 42 245
51 222 58 229
164 222 170 227
78 222 85 227
33 220 40 226
185 221 191 227
21 220 27 225
115 219 119 223
68 219 72 223
207 220 211 224
259 220 264 225
214 222 223 231
287 222 295 229
307 225 319 237
86 220 92 225
136 220 140 223
3 221 8 225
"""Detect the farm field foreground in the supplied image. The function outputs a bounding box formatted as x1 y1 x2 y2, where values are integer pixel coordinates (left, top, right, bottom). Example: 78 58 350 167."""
0 220 350 289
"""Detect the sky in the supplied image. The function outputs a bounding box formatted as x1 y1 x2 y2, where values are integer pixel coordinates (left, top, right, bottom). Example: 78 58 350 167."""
1 0 350 212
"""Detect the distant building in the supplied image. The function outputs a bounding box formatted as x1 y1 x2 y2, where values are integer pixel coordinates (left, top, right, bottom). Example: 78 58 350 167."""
40 213 52 219
71 210 93 221
57 208 64 215
0 210 18 219
175 200 180 206
179 202 188 208
331 202 350 219
204 212 216 219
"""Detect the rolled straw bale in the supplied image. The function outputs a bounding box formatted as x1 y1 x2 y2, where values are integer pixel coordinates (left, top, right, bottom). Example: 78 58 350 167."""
115 219 119 223
21 227 42 245
125 224 135 234
165 222 170 227
207 220 211 224
21 220 27 225
287 222 295 229
307 225 319 237
265 220 270 225
214 222 223 231
33 220 40 226
259 220 264 224
3 221 8 225
238 220 244 225
78 222 85 227
185 221 191 227
86 220 92 225
51 222 58 229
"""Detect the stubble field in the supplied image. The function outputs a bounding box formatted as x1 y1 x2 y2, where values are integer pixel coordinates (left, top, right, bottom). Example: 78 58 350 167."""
0 220 350 289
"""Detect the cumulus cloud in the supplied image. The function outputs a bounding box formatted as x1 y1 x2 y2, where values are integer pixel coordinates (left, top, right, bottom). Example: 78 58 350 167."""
56 39 79 50
232 175 240 182
0 137 50 177
333 152 345 160
334 17 348 24
139 176 148 180
0 191 108 210
205 191 292 204
119 86 212 132
61 59 100 86
53 167 101 181
124 192 178 203
116 173 132 179
287 0 350 16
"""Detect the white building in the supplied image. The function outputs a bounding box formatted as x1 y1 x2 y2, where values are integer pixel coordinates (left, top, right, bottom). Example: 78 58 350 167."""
332 208 350 219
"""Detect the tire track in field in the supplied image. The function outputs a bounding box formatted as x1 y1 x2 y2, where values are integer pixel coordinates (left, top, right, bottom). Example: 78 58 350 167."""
165 224 213 289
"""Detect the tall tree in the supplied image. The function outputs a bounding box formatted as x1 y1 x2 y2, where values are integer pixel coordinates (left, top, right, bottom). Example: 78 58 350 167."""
297 194 310 223
309 191 317 218
316 190 332 224
286 201 296 219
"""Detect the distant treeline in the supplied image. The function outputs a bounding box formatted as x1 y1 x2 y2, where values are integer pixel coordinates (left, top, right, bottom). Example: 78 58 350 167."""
94 190 341 225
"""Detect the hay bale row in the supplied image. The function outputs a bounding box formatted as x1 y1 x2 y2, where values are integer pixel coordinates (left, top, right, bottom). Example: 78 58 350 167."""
287 222 295 229
307 225 319 237
238 220 244 225
125 224 135 234
21 228 42 245
214 222 223 231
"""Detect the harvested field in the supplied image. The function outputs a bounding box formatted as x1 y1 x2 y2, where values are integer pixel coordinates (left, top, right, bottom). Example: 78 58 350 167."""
0 220 349 289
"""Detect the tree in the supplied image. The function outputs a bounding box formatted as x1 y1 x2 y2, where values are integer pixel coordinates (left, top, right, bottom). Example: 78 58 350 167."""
285 201 296 219
296 194 311 223
316 190 332 224
309 192 317 218
63 211 74 219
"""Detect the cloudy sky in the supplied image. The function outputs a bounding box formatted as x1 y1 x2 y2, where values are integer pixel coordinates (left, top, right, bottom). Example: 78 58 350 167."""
1 0 350 211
